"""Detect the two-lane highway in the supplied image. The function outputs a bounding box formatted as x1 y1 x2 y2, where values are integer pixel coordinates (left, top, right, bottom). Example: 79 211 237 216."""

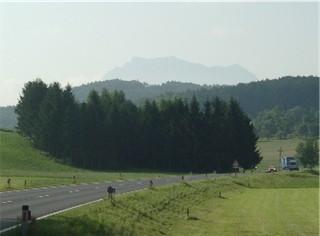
0 174 224 232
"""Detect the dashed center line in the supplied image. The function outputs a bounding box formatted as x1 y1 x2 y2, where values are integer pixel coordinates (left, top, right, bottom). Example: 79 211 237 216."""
1 194 52 205
68 190 80 193
1 200 12 204
36 195 50 199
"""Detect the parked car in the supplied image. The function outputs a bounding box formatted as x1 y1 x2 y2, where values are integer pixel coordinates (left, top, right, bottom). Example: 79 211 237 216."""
267 166 277 173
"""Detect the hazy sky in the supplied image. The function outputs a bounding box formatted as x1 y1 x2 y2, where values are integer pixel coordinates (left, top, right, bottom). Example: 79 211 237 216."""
0 2 318 106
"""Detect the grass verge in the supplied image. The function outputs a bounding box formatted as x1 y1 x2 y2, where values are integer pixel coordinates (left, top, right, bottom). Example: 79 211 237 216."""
5 171 319 236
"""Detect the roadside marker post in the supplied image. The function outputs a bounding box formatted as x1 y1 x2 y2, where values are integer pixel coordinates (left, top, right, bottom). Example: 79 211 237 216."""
22 205 31 236
232 160 239 177
107 186 116 203
22 205 31 222
149 180 154 189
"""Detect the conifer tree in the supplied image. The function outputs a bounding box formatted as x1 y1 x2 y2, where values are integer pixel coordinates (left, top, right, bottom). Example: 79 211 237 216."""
15 79 48 139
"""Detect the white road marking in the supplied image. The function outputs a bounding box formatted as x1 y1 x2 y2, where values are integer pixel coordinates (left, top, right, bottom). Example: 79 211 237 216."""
1 200 12 204
68 190 80 193
2 175 211 233
37 199 104 220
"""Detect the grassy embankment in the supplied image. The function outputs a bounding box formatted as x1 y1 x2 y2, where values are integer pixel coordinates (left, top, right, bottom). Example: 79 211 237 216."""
0 131 175 191
6 171 319 236
0 131 307 191
1 131 319 235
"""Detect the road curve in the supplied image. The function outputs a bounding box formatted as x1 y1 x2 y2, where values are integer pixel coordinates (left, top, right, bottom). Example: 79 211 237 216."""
0 173 226 232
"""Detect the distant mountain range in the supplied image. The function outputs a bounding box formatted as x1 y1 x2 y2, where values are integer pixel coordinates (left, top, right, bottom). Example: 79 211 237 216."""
104 56 258 85
73 56 258 103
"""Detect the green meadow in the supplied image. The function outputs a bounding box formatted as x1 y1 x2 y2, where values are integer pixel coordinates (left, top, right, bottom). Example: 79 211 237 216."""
257 138 301 171
0 131 175 191
1 131 319 235
6 171 319 236
0 131 309 191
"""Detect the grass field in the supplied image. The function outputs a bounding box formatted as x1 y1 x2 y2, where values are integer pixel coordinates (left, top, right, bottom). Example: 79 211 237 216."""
6 171 319 236
172 187 318 235
0 131 175 191
1 131 319 235
0 131 310 191
257 138 301 171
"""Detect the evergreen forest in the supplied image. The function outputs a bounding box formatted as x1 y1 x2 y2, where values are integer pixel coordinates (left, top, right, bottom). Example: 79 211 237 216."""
2 76 318 140
15 79 262 173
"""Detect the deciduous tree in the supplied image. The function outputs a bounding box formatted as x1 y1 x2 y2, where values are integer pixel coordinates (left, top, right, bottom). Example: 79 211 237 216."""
295 138 319 170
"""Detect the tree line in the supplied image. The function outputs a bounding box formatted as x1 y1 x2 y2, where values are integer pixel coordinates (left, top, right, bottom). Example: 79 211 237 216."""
162 76 319 117
2 76 318 132
15 79 262 173
255 106 319 140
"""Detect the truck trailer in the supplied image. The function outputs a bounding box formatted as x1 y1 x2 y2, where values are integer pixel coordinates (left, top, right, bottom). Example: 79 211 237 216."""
281 156 299 171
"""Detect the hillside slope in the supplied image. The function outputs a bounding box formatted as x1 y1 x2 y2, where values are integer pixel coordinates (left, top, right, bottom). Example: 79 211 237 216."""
72 79 202 104
0 131 84 176
0 106 17 130
169 76 319 116
0 131 172 191
73 76 319 116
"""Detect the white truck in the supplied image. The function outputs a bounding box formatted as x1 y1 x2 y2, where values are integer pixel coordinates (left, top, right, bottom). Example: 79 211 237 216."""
281 156 299 171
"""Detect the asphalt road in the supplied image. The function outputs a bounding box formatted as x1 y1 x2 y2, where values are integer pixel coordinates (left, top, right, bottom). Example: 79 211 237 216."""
0 173 226 233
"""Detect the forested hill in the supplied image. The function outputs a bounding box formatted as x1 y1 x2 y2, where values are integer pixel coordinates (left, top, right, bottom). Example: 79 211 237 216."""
170 76 319 116
72 76 319 117
0 76 318 130
72 79 202 103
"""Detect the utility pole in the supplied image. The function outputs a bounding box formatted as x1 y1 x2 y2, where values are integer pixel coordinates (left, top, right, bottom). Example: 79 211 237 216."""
278 146 283 170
